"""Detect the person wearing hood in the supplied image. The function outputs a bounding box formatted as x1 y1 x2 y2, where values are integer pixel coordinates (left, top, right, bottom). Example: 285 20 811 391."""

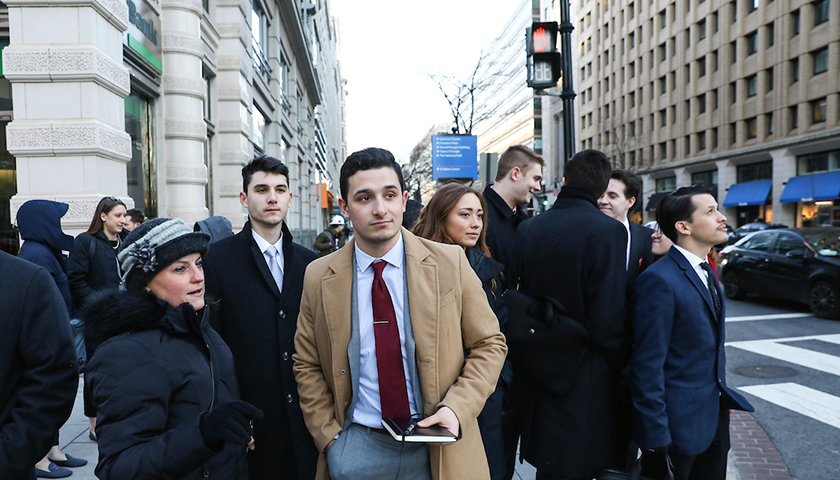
66 196 129 440
313 215 346 257
412 183 510 480
16 200 88 477
82 218 262 480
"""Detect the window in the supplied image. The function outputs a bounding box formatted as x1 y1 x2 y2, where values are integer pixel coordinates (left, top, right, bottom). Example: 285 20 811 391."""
766 67 774 91
767 112 774 135
630 121 636 136
660 43 667 62
732 0 738 22
629 32 635 48
791 58 799 82
713 50 719 71
747 75 758 96
814 0 829 25
699 93 707 113
660 109 667 126
813 47 828 74
698 131 707 150
742 232 775 252
749 0 759 12
774 234 806 256
252 103 267 151
660 76 667 94
812 97 827 123
790 106 799 130
685 100 691 119
792 9 800 35
252 1 270 83
692 170 718 187
713 11 719 32
660 10 667 28
630 2 635 18
630 62 636 77
767 21 775 47
737 160 772 182
698 20 707 40
656 176 676 191
746 117 758 138
731 41 737 63
630 91 636 107
698 56 706 77
730 82 737 104
797 149 840 174
713 128 719 148
747 31 758 55
713 89 719 109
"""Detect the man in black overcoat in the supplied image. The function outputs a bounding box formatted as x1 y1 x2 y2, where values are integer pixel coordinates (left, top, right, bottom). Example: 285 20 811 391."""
512 150 630 480
483 145 544 290
0 251 78 480
204 155 319 480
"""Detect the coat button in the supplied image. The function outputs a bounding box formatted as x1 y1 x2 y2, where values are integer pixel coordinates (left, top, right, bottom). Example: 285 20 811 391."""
283 352 290 361
340 369 346 374
344 401 349 407
287 394 293 403
279 310 286 318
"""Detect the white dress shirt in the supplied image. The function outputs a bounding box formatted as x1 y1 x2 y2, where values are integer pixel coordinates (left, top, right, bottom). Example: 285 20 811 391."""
351 234 419 428
252 229 284 291
622 218 631 270
673 244 711 288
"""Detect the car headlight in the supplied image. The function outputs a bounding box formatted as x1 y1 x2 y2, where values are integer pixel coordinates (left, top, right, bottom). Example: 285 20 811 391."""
721 258 728 266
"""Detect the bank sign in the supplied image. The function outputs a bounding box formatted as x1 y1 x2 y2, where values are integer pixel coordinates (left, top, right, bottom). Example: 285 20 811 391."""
432 135 478 180
124 0 162 71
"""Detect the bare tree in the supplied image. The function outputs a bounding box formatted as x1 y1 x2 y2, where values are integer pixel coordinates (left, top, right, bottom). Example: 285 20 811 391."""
424 50 510 135
599 116 649 171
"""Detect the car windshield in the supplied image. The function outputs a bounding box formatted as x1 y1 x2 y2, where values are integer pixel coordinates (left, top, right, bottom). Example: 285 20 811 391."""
800 230 840 260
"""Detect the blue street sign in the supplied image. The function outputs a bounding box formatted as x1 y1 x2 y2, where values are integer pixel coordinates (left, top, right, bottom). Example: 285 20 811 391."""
432 135 478 180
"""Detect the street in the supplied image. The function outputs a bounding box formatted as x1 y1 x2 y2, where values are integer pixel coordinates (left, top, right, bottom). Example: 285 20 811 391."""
725 295 840 480
53 293 838 480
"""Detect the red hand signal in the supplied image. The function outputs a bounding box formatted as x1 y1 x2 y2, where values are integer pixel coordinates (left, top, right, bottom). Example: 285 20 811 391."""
533 27 551 52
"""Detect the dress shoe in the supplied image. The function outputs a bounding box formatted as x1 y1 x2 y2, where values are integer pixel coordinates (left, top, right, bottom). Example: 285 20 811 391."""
35 462 72 478
49 454 87 467
88 430 97 442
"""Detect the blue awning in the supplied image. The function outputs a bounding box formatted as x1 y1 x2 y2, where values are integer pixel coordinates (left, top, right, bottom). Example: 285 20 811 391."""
722 180 772 207
780 172 840 203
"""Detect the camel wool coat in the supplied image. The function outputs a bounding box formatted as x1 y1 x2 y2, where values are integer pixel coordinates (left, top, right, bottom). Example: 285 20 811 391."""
293 229 507 480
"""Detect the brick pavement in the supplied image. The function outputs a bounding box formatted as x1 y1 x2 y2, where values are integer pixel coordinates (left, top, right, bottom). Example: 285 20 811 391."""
729 410 791 480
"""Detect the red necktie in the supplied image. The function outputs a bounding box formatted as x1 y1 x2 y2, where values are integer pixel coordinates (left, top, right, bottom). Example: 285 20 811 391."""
371 261 411 419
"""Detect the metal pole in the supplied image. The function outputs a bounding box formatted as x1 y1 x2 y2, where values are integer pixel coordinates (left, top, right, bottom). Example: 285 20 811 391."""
558 0 576 164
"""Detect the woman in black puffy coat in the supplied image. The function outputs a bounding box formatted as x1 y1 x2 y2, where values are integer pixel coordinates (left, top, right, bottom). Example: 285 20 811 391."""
412 183 511 480
66 196 128 439
83 218 262 480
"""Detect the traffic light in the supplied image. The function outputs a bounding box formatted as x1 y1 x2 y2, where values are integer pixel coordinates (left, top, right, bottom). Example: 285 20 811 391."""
527 22 562 89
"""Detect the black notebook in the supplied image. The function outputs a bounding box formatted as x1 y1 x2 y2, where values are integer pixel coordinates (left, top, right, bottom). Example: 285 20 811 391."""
381 417 458 443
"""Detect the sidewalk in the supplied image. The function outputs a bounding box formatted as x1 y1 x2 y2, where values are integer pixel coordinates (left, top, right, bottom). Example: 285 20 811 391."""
55 377 783 480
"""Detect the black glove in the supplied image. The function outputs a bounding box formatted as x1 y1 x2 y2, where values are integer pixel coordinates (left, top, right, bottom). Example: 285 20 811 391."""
199 400 264 449
639 445 674 480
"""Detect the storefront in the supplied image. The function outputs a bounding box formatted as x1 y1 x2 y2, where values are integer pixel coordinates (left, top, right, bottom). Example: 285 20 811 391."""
780 171 840 227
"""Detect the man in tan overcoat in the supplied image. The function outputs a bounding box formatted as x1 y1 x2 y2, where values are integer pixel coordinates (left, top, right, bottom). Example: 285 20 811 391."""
294 148 507 480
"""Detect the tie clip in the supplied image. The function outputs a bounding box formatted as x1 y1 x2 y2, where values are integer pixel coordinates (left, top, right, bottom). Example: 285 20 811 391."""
373 320 389 324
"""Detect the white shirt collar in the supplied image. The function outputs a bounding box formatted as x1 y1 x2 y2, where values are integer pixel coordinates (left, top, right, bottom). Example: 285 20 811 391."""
354 233 405 273
673 244 707 268
252 229 283 255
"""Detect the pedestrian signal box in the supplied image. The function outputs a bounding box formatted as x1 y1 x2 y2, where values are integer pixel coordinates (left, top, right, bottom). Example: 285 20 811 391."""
527 22 562 89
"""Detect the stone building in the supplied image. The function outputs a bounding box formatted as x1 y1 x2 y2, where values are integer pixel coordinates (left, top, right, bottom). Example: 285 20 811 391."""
0 0 345 254
541 0 840 227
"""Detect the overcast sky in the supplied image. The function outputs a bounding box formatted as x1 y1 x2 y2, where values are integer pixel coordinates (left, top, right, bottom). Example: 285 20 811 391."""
332 0 521 163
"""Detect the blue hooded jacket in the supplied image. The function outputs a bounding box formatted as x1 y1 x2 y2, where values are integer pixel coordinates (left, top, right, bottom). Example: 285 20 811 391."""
16 200 76 317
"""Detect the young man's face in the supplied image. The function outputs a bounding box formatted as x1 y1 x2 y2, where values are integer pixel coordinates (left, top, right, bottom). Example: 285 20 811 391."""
598 178 636 222
240 171 292 229
679 193 729 246
338 167 407 251
513 162 543 205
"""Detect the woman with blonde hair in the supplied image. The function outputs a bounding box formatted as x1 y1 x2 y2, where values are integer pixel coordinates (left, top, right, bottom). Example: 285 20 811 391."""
412 182 510 480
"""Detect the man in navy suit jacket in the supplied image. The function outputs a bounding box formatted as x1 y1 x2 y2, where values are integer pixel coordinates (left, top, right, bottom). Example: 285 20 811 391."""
631 185 753 480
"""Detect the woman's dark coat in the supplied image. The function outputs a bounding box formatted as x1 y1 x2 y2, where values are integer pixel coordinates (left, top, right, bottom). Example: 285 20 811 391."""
83 290 247 480
66 230 126 309
16 200 76 316
0 252 78 480
467 247 511 480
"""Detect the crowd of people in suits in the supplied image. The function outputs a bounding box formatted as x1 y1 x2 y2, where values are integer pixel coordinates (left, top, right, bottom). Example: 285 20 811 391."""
1 145 751 480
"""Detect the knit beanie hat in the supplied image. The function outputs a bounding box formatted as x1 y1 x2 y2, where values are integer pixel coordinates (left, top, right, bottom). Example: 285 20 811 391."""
118 218 210 293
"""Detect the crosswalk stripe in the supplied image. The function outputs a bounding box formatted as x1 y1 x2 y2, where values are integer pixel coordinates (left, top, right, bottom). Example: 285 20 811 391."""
739 383 840 429
726 313 813 322
727 336 840 376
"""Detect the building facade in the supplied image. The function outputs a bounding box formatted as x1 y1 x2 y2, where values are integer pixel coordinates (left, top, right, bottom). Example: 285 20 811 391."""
542 0 840 227
0 0 346 254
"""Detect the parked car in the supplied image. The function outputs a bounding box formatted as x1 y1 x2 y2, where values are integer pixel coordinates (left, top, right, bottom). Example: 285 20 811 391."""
719 227 840 319
727 222 788 245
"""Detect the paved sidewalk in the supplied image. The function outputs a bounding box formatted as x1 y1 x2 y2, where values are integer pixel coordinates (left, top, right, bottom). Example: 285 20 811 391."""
53 377 783 480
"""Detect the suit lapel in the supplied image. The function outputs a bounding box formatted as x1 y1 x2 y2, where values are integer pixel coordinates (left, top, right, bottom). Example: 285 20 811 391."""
248 236 281 298
668 247 717 320
322 238 354 346
403 230 438 381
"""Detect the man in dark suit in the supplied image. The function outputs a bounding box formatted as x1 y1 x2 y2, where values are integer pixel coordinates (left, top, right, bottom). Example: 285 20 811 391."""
483 145 543 290
0 251 79 480
631 186 754 480
204 155 319 480
512 150 629 480
598 170 653 286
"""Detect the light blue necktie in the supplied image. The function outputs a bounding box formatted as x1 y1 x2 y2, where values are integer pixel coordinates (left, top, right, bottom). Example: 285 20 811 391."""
266 246 283 292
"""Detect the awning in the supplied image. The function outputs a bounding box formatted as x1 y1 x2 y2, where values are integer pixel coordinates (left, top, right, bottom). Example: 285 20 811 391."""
722 180 772 207
645 192 669 212
780 171 840 203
